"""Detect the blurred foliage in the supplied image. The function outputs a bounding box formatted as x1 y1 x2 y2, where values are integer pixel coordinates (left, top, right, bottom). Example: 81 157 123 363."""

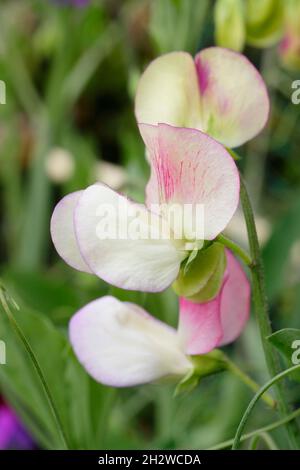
0 0 299 450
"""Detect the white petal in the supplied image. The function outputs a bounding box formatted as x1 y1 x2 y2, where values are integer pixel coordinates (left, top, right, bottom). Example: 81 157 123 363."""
69 296 192 387
74 183 185 292
50 191 92 273
135 52 201 128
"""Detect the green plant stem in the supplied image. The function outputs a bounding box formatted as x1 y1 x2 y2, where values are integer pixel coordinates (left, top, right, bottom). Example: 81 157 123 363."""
217 234 252 266
249 432 278 450
208 407 300 449
240 176 299 449
0 287 70 450
225 358 275 408
232 364 300 449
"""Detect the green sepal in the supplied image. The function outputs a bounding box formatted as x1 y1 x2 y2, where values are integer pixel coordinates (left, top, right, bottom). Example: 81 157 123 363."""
172 242 226 303
175 350 227 396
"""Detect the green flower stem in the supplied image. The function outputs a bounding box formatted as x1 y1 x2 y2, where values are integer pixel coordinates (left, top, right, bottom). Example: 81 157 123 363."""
0 286 70 450
225 357 276 409
249 432 278 450
240 176 299 449
232 364 300 449
208 407 300 450
217 234 252 266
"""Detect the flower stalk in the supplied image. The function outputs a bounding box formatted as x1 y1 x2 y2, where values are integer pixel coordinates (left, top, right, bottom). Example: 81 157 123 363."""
225 356 276 409
217 233 252 266
239 176 299 449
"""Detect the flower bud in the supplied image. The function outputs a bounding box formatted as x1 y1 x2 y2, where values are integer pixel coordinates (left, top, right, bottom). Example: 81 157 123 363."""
214 0 246 52
246 0 284 47
172 242 226 302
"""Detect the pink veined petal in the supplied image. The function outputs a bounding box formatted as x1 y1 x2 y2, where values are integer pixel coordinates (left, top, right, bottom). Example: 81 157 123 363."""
140 123 240 241
69 296 192 387
178 295 223 355
218 249 251 346
135 51 201 129
194 47 270 148
74 183 185 292
50 191 92 273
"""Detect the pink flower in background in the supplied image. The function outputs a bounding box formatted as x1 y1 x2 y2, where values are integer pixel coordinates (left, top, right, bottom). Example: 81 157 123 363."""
277 0 300 70
69 252 249 388
0 401 34 450
51 124 239 292
135 47 269 148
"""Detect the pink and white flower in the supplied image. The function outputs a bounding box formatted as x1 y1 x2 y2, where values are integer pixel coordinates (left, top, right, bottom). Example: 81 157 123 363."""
69 251 249 387
51 124 239 292
135 47 269 148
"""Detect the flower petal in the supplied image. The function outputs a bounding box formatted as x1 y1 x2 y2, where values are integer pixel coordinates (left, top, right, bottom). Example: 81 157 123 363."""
219 249 250 345
50 191 92 273
135 52 201 129
178 296 223 355
140 123 240 241
195 47 270 147
74 183 185 292
178 249 250 354
69 296 192 387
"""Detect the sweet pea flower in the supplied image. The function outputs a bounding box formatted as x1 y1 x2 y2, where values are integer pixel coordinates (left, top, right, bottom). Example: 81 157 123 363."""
51 124 239 292
69 251 250 387
135 47 269 148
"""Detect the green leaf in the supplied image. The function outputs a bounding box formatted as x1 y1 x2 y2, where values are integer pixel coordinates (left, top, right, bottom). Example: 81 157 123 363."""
267 328 300 381
2 269 80 325
172 242 226 302
0 303 69 448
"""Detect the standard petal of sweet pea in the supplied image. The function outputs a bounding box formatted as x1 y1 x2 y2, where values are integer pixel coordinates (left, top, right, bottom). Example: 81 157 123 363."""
135 52 201 129
218 249 250 345
140 123 240 241
194 47 270 148
178 295 223 355
69 296 193 387
74 183 185 292
50 191 92 273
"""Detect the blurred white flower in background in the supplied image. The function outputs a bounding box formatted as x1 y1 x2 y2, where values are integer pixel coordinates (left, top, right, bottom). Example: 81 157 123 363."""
45 147 75 183
95 161 127 190
225 209 271 248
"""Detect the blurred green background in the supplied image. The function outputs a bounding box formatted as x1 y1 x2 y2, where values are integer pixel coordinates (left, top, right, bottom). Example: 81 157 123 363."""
0 0 300 450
